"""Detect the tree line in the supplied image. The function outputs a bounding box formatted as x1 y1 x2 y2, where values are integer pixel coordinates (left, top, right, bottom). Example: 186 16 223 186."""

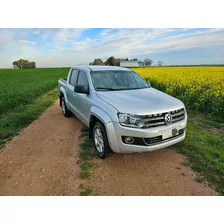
12 59 36 69
89 56 163 67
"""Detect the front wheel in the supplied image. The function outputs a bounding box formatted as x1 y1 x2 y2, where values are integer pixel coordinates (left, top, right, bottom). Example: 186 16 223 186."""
93 121 110 159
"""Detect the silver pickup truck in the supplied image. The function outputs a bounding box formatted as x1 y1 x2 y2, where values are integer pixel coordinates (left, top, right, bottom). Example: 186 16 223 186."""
58 66 187 159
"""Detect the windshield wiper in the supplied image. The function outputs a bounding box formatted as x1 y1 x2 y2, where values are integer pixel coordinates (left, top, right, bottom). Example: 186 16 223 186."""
115 87 148 91
96 87 148 91
95 87 118 91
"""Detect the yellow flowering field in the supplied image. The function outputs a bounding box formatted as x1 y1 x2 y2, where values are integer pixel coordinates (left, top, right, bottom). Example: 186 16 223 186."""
133 67 224 118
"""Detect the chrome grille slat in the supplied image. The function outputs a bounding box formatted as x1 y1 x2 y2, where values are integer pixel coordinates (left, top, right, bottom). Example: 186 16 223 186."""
141 108 185 128
144 121 165 127
172 117 184 122
142 116 164 122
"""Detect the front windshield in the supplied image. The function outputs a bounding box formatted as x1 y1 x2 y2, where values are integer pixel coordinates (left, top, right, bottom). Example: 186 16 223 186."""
90 70 148 91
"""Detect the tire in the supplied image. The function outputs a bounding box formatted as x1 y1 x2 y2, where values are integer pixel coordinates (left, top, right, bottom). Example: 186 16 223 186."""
61 96 72 117
93 121 110 159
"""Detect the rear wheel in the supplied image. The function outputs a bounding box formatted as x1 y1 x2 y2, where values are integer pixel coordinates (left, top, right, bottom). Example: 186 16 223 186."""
93 121 110 159
61 96 72 117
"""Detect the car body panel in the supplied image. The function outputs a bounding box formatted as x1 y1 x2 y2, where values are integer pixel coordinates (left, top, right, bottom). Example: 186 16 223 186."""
96 87 184 115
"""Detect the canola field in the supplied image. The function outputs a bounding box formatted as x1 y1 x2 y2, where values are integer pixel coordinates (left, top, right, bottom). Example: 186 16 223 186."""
133 67 224 119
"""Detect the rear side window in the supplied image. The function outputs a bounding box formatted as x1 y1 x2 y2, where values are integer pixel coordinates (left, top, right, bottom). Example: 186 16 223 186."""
77 70 89 90
69 69 79 86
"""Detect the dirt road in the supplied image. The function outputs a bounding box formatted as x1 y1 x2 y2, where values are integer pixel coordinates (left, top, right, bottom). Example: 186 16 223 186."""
0 100 217 196
85 151 218 196
0 100 82 196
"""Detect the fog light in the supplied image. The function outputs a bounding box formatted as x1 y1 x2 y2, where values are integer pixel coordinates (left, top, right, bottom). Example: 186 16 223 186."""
125 137 134 144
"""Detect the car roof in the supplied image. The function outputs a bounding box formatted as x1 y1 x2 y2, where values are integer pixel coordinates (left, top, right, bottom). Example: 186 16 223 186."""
71 65 131 72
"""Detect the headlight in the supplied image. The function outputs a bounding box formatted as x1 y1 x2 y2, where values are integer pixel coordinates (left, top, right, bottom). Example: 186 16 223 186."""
118 113 144 128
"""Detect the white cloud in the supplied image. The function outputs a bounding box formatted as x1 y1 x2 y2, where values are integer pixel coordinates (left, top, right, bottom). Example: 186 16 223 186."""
0 28 224 67
20 40 36 45
61 28 224 65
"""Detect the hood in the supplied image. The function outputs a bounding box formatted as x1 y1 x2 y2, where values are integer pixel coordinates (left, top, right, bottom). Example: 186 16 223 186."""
96 88 184 115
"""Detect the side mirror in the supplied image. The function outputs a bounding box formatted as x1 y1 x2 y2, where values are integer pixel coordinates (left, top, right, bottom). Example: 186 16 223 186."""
147 81 151 87
74 85 89 94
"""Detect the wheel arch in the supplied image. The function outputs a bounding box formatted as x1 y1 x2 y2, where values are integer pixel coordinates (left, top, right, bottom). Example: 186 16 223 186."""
89 114 105 139
89 106 112 138
59 87 68 107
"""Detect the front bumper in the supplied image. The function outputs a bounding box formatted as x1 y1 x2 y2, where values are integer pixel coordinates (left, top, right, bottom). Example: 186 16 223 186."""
105 116 187 153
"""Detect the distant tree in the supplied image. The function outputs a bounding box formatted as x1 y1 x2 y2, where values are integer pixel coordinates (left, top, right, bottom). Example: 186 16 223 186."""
12 59 36 69
130 58 138 61
13 59 23 69
105 56 115 66
89 62 93 65
92 58 103 65
13 61 19 69
144 58 153 67
29 61 36 68
157 61 163 66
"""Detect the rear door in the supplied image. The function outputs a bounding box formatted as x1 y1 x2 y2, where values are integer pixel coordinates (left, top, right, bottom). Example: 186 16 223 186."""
66 69 79 114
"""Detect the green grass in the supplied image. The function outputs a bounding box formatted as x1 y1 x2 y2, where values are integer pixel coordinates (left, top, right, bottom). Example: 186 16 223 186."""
0 68 69 116
80 188 93 196
175 111 224 195
79 183 93 196
0 91 58 149
78 127 97 196
0 68 69 149
181 161 191 167
195 177 204 183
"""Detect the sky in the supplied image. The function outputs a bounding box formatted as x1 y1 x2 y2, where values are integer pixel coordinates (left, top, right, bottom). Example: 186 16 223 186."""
0 28 223 68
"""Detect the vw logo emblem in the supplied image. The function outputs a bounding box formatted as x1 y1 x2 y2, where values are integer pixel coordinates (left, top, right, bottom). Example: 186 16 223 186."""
164 113 172 125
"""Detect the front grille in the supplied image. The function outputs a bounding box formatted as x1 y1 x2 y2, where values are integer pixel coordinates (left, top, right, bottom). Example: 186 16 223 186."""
143 128 185 145
143 135 162 144
140 108 185 128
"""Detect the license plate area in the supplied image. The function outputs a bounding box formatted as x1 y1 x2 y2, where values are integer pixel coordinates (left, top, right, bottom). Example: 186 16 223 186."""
160 126 180 139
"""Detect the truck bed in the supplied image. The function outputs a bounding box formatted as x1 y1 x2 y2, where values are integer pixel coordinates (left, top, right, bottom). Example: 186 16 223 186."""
58 78 67 96
59 78 66 82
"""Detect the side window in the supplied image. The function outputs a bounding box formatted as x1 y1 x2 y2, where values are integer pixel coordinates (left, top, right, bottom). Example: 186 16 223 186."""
69 69 79 86
77 71 89 90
